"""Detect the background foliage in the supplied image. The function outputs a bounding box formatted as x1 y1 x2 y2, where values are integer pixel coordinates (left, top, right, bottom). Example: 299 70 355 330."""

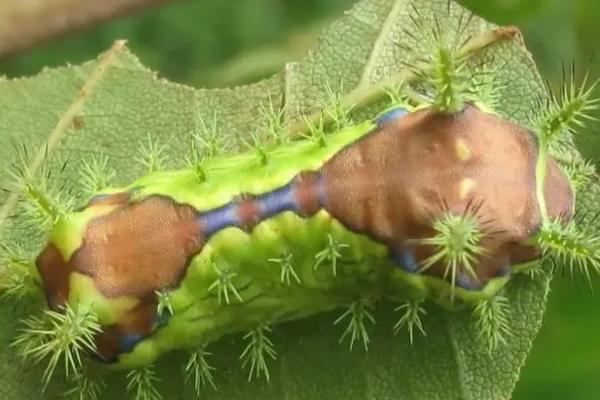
1 0 599 398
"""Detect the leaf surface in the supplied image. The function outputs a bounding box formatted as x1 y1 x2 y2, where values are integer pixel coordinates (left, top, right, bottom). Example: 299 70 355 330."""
0 0 583 399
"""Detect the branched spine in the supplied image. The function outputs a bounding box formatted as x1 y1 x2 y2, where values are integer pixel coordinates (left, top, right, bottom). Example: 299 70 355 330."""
186 112 225 182
126 366 162 400
196 111 226 159
466 64 503 109
474 295 512 352
259 95 287 144
136 134 168 173
208 261 243 305
13 304 101 387
185 347 217 395
403 12 473 113
414 207 486 295
65 371 105 400
429 46 468 113
314 234 349 276
244 131 269 166
185 139 208 183
0 245 39 299
268 251 301 286
520 262 547 279
535 218 600 285
393 299 427 344
322 80 353 131
561 157 597 193
334 299 375 351
384 81 410 105
400 9 504 113
9 148 72 229
301 114 327 148
79 155 115 196
535 70 598 146
240 325 276 382
155 290 174 317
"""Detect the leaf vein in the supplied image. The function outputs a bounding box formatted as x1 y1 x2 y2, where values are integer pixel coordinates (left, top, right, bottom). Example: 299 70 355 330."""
358 0 407 87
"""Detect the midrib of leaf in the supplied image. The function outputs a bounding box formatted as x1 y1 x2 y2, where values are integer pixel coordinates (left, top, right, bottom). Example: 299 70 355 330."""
283 62 298 124
0 40 127 240
357 0 407 87
445 313 471 400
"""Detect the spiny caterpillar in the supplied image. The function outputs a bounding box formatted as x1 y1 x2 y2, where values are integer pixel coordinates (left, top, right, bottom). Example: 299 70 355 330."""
1 6 600 400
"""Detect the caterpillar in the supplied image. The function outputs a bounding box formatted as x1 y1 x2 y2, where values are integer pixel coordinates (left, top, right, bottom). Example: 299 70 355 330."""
40 101 568 367
1 5 599 400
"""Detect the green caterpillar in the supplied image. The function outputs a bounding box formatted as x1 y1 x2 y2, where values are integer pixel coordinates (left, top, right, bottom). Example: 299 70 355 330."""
1 9 599 400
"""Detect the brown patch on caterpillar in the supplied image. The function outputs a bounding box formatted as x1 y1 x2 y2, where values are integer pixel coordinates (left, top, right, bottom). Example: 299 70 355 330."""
36 195 202 355
71 195 203 298
320 104 573 286
407 231 515 286
509 242 542 264
544 158 575 220
93 328 120 363
36 243 74 310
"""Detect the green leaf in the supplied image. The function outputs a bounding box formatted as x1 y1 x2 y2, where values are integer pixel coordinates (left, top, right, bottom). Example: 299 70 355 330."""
0 0 593 399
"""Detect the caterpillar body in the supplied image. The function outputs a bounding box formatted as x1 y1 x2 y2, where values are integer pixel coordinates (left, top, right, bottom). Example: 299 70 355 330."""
36 102 572 369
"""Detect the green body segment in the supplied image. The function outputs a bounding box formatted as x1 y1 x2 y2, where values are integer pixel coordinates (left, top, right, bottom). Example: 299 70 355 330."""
35 103 574 368
129 119 374 210
125 213 389 367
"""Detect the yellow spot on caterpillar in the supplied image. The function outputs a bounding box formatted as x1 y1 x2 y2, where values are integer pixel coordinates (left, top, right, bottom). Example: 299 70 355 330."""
459 178 475 199
455 139 472 161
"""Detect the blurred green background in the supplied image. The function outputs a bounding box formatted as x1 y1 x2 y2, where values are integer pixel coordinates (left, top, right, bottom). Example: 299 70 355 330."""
1 0 599 398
